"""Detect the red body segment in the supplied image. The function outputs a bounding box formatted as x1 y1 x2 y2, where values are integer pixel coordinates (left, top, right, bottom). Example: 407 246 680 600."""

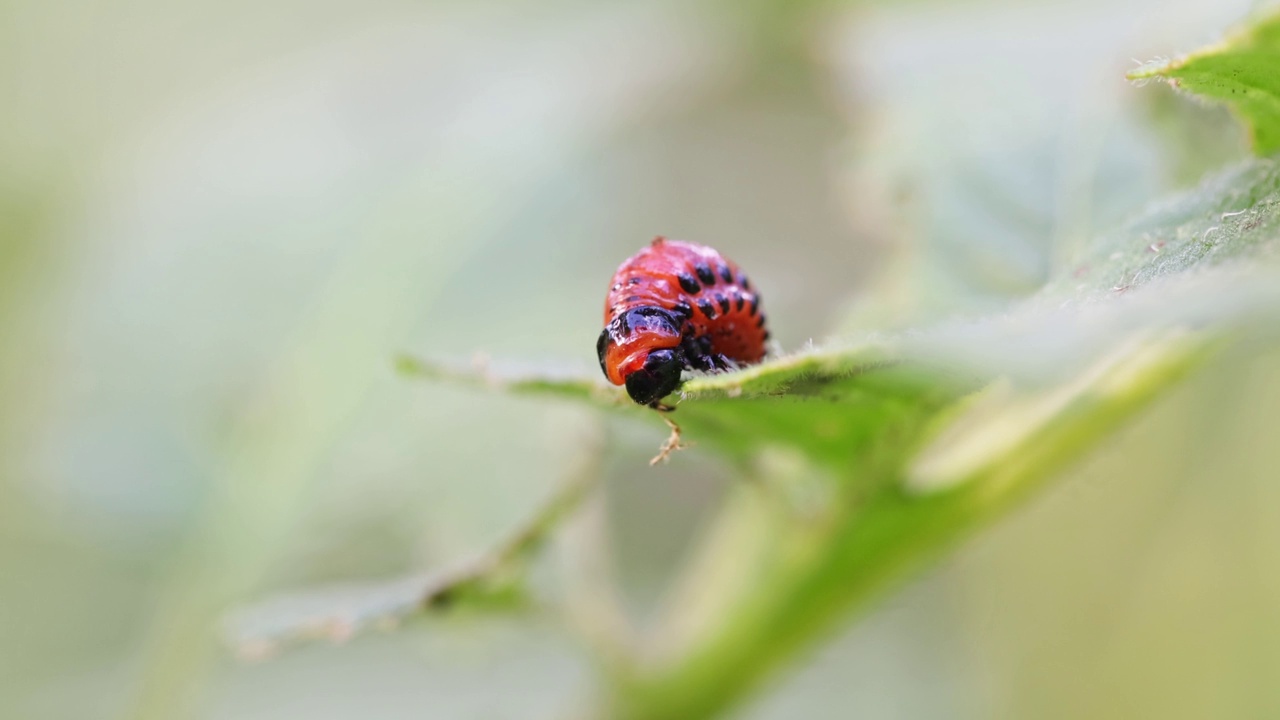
598 237 768 405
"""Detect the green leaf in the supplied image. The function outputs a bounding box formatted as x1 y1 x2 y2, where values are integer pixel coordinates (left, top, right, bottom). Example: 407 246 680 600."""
1129 9 1280 155
395 354 628 406
602 334 1211 720
401 156 1280 720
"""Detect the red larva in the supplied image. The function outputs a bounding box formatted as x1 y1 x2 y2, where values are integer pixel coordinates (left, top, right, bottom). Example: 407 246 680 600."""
597 237 769 406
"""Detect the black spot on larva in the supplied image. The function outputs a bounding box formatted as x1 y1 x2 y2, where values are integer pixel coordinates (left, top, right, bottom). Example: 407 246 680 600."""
749 295 759 315
695 263 716 286
672 301 692 319
719 263 733 283
739 273 751 290
763 330 771 341
735 295 745 311
697 299 716 319
717 294 730 314
678 273 700 294
756 314 766 328
627 277 642 285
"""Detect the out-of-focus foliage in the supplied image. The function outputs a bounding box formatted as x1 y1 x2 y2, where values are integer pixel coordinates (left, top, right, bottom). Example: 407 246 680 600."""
3 1 1279 720
1130 7 1280 154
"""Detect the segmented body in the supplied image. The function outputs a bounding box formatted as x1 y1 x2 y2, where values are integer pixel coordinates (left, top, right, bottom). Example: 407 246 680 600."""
597 237 768 406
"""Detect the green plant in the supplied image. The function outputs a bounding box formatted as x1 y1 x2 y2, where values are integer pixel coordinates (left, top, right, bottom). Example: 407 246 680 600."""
229 8 1280 720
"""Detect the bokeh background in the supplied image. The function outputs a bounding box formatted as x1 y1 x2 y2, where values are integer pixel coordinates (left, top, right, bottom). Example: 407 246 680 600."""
3 0 1277 718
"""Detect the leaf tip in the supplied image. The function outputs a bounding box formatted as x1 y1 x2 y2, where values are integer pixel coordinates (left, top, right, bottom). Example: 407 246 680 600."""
1126 55 1178 84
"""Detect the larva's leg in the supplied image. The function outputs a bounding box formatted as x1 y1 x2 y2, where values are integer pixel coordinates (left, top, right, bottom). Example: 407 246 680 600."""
649 410 685 465
707 354 735 371
681 334 717 372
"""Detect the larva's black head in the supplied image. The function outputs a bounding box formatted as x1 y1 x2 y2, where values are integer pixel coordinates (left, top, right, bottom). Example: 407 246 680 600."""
624 348 684 407
598 305 686 406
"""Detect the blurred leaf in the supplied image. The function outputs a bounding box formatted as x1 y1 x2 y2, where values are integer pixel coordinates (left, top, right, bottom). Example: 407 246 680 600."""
826 1 1211 330
395 354 627 407
1042 156 1280 299
1129 8 1280 154
225 425 607 658
603 331 1209 720
409 155 1280 719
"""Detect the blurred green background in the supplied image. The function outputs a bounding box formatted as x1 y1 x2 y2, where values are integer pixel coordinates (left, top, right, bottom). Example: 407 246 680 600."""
3 0 1277 718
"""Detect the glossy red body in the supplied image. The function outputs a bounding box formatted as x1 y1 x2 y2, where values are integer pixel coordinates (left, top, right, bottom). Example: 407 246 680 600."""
598 237 768 399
